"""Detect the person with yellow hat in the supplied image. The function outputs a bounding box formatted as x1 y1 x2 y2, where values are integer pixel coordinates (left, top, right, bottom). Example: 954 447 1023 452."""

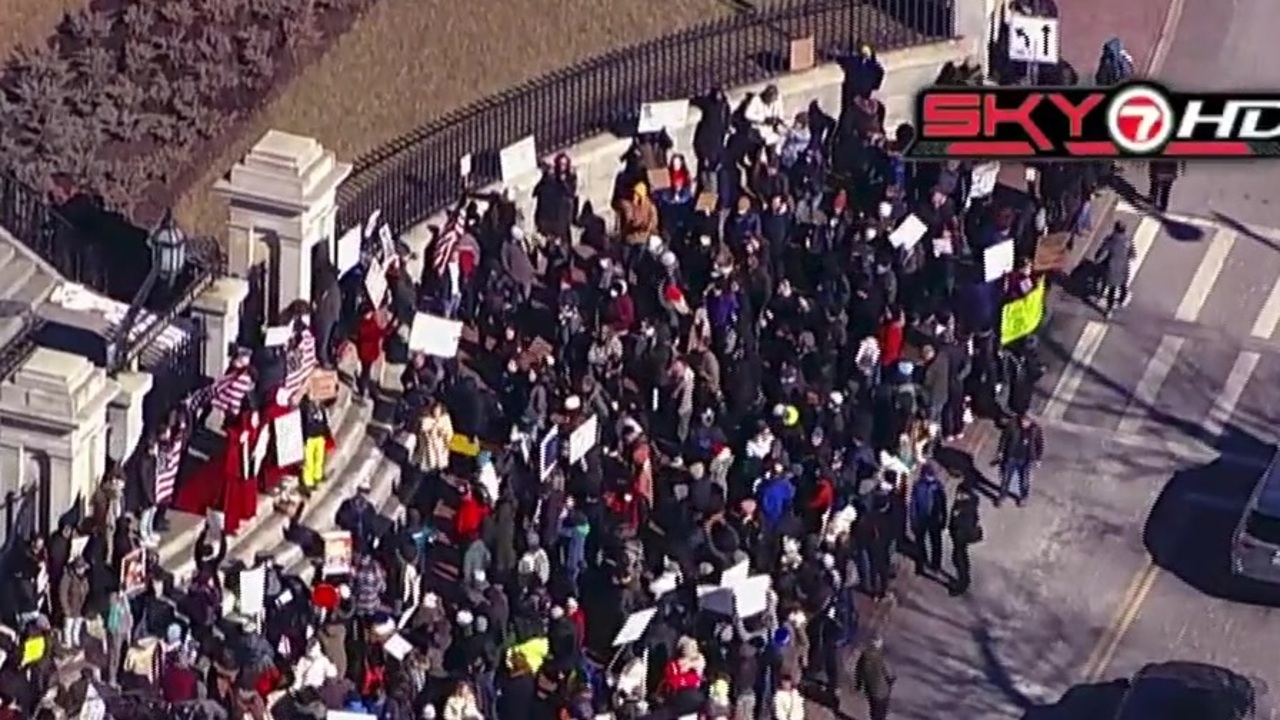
618 182 659 248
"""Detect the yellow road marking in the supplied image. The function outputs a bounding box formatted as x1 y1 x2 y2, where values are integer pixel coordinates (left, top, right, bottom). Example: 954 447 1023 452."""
1079 561 1160 681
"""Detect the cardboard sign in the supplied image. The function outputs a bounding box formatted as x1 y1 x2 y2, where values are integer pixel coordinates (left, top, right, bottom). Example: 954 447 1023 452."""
322 530 353 576
364 259 388 306
120 549 148 595
983 238 1016 282
637 99 690 134
274 409 305 466
408 312 463 357
308 369 339 402
568 414 599 464
500 135 538 184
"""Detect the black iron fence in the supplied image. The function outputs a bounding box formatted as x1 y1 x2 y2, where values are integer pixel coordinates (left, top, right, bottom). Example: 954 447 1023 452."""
0 172 110 295
334 0 955 238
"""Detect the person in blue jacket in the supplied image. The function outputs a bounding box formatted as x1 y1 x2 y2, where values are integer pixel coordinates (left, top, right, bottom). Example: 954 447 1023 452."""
757 463 796 530
909 464 949 575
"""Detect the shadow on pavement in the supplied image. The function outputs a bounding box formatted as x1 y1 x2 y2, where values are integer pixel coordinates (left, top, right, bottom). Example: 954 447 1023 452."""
1212 211 1280 256
1105 174 1204 241
1142 432 1280 607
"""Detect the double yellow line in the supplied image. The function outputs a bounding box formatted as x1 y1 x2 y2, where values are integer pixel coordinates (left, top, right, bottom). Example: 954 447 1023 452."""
1078 561 1161 681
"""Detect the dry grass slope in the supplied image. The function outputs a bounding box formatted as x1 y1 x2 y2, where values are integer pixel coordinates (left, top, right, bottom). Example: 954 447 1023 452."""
0 0 89 58
175 0 733 236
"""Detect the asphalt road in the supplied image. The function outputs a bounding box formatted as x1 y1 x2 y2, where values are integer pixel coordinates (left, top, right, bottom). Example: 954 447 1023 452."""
879 0 1280 715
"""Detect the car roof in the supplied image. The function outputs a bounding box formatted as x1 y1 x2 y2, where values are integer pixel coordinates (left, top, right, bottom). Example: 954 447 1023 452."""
1117 662 1254 720
1252 453 1280 517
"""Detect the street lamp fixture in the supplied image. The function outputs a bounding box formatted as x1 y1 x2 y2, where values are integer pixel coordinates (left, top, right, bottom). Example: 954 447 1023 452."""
150 212 187 282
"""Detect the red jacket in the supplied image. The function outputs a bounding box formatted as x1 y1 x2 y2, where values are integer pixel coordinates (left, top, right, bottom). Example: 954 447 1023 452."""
354 313 390 365
876 321 904 367
663 660 701 692
455 493 489 542
808 477 834 513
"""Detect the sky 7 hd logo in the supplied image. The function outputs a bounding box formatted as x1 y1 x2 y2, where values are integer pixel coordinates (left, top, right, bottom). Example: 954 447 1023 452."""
908 82 1280 159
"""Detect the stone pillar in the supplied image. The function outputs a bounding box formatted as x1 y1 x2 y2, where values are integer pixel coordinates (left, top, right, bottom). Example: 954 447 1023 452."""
107 371 154 462
0 348 117 528
954 0 1000 69
191 277 250 377
213 130 352 322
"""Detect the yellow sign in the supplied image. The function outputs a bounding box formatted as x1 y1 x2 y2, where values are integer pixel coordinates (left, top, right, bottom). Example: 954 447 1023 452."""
1001 278 1046 345
21 635 45 667
449 433 481 457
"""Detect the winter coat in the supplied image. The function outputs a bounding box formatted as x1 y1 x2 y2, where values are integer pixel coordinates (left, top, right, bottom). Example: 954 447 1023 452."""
619 197 659 245
414 410 454 472
58 570 89 617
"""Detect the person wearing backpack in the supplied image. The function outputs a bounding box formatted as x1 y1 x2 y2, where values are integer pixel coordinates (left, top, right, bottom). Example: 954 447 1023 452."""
909 464 949 576
948 484 983 596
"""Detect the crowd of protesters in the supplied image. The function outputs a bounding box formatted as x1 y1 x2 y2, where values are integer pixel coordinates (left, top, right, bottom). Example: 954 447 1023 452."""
0 30 1143 720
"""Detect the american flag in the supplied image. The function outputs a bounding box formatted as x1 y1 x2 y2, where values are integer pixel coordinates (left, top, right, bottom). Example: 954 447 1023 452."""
284 329 318 399
155 437 183 504
431 219 463 277
211 367 255 414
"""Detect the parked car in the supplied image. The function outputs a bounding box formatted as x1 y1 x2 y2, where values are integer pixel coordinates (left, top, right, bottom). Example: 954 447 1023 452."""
1114 661 1255 720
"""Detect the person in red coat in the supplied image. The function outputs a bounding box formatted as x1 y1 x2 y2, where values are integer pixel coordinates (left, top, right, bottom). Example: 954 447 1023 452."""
876 308 906 369
224 408 260 536
454 486 489 543
354 305 393 397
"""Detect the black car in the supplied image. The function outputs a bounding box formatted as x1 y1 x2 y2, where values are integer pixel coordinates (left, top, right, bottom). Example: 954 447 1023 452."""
1115 662 1255 720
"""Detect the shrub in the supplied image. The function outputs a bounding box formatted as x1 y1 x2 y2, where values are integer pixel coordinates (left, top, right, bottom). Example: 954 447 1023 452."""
0 0 375 224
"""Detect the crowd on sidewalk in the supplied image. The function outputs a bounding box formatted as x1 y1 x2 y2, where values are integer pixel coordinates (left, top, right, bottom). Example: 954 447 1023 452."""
0 35 1140 720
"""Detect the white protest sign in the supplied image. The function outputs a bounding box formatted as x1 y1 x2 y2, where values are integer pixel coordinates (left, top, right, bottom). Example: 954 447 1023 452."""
983 238 1016 282
889 214 928 252
335 226 362 276
968 162 1000 205
612 607 658 647
932 237 954 256
264 325 291 348
732 575 772 616
362 210 382 240
500 135 539 185
327 712 377 720
720 559 750 586
638 99 690 134
1007 14 1060 64
252 423 271 474
78 682 105 720
407 312 464 357
364 259 388 306
384 633 413 660
538 426 560 482
274 409 305 467
568 414 599 464
699 571 772 618
459 153 473 179
378 224 395 259
238 566 266 615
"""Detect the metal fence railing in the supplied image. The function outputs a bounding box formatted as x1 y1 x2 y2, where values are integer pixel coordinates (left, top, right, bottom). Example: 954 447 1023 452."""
334 0 955 237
